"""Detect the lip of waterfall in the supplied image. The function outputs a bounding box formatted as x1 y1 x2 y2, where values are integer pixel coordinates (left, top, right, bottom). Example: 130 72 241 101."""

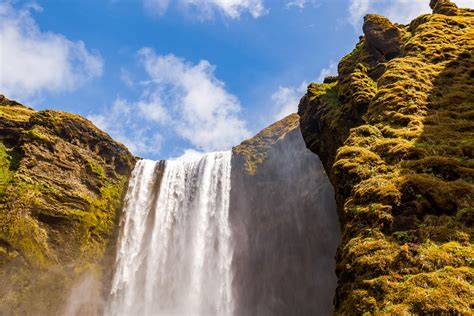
106 151 234 316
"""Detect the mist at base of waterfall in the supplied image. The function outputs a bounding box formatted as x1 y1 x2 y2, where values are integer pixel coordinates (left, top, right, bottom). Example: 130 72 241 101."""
103 130 340 316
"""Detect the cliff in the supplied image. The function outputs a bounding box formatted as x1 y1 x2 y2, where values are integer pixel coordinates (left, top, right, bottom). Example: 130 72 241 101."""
298 0 473 314
0 95 135 315
230 114 341 315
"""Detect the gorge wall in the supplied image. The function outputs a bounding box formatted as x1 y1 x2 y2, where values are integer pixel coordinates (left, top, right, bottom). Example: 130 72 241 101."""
0 96 341 315
0 1 472 314
230 114 340 315
0 96 135 315
299 0 473 314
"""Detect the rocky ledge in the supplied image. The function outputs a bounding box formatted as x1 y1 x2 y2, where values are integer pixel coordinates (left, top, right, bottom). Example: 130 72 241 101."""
0 95 135 315
298 0 473 314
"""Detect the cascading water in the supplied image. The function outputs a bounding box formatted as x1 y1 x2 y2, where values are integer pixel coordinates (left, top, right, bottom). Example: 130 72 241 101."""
106 151 234 316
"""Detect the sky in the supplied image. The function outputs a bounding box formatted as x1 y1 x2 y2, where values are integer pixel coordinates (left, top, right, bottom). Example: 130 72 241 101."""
1 0 473 159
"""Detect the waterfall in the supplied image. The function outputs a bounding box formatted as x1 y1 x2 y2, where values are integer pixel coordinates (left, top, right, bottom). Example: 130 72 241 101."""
106 151 234 316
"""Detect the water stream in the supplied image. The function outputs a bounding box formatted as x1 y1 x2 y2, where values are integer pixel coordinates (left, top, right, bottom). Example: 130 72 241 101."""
106 152 233 316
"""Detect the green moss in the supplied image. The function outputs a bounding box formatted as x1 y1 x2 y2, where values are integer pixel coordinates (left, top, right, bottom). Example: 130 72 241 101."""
0 96 135 314
307 81 337 101
85 157 107 180
366 267 473 314
0 144 13 194
23 126 55 142
341 235 399 278
298 5 474 314
354 176 401 206
234 113 300 175
365 13 397 28
393 231 413 243
0 106 34 123
0 213 50 267
80 175 127 261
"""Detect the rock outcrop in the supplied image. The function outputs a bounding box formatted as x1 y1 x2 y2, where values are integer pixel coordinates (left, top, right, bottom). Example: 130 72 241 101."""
0 95 135 315
230 114 341 315
299 1 473 314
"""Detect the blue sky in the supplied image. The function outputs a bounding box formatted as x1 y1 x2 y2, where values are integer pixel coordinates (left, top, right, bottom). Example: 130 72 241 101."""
1 0 472 159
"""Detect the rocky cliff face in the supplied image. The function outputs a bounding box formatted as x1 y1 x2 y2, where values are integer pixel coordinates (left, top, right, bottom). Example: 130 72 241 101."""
0 95 135 315
299 1 473 314
230 114 341 315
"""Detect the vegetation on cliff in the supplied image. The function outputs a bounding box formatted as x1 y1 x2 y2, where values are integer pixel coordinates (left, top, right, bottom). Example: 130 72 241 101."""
0 95 135 315
233 113 300 175
298 0 473 314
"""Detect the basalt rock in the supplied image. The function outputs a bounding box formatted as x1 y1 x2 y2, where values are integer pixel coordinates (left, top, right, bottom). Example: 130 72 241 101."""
299 1 473 314
363 14 401 60
231 114 341 315
0 96 136 315
431 0 460 15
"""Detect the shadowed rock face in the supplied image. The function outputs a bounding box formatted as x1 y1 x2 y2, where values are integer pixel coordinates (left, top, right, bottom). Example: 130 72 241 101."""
363 14 401 60
0 95 135 315
230 114 340 316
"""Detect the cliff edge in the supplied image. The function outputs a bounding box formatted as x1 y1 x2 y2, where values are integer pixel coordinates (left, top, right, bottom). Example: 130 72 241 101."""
299 0 473 314
0 95 136 315
231 114 340 315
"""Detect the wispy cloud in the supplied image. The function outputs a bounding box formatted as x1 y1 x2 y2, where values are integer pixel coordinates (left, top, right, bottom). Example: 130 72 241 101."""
88 97 167 155
89 49 250 156
286 0 307 9
286 0 320 9
0 2 103 101
271 82 307 121
348 0 370 28
271 61 337 121
316 61 337 83
143 0 170 15
144 0 266 19
348 0 474 29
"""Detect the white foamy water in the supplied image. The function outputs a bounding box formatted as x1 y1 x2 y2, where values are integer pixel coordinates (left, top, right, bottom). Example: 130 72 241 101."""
106 151 234 316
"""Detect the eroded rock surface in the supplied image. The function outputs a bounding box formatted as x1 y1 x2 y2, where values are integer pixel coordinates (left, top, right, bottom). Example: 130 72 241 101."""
299 1 473 314
0 95 135 315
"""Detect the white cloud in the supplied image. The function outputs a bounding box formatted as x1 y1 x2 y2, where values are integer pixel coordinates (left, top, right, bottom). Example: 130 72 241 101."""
381 1 434 24
457 0 474 8
143 0 266 18
89 49 250 156
271 61 338 121
0 2 103 100
88 98 166 155
286 0 320 9
120 67 134 87
348 0 474 28
316 61 337 83
286 0 307 9
348 0 370 28
144 0 170 15
139 48 250 151
271 82 307 121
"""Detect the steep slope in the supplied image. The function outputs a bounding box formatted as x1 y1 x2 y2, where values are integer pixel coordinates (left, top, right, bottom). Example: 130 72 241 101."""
0 95 135 315
298 0 473 314
231 114 341 315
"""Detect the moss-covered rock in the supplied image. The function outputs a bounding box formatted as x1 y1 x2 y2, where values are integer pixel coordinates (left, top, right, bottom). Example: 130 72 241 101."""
298 1 474 314
233 113 300 175
0 95 136 315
